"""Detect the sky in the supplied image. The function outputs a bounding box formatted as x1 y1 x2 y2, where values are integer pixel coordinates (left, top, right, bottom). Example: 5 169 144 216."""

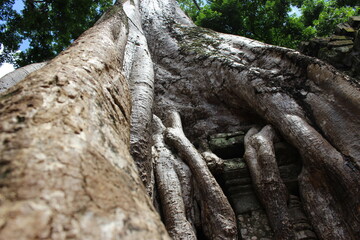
0 0 25 77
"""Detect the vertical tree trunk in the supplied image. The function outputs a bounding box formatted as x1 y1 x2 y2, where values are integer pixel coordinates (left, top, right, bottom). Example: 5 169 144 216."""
0 1 169 239
0 0 359 239
123 0 156 198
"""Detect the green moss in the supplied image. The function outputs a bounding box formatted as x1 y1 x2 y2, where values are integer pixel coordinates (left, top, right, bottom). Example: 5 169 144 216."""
173 25 223 57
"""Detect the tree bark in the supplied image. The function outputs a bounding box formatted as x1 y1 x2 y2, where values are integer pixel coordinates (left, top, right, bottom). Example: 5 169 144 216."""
165 111 238 240
0 0 359 239
0 1 168 239
152 115 196 239
244 126 295 240
138 1 359 238
123 0 156 198
0 62 47 93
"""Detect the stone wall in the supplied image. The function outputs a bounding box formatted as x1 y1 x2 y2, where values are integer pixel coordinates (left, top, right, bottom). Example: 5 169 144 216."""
206 131 317 240
299 16 360 79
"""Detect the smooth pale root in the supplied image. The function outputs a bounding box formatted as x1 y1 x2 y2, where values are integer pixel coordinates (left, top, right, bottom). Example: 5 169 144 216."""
164 111 238 240
244 126 295 240
123 0 156 197
152 115 196 239
0 1 169 239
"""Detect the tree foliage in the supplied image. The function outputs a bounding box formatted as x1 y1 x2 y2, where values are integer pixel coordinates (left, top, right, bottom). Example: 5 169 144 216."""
178 0 359 49
0 0 113 67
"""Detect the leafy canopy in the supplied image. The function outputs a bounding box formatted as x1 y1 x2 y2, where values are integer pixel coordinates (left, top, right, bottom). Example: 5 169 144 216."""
178 0 359 49
0 0 113 67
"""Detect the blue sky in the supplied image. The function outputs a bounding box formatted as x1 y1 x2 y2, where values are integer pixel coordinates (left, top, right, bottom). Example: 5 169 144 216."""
13 0 29 51
13 0 24 13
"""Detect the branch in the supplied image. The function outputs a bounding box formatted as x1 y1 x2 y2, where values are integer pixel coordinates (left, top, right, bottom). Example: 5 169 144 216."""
192 0 201 11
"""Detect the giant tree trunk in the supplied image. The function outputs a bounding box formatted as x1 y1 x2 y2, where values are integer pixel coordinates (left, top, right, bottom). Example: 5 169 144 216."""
0 1 168 239
0 0 359 239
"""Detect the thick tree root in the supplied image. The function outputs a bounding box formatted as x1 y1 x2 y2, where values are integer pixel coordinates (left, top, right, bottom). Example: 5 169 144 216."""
164 111 237 240
299 168 356 239
152 115 197 239
244 126 295 240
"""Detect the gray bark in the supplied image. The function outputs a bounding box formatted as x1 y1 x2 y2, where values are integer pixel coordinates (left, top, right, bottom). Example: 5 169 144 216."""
139 0 359 238
0 0 359 239
0 1 169 239
152 115 196 239
123 0 155 198
0 62 47 93
244 126 295 240
165 111 238 240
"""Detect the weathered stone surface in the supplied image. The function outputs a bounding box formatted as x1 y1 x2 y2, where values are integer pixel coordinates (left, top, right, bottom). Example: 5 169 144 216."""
318 47 353 68
208 131 245 159
351 53 360 75
300 16 360 79
349 16 360 29
336 22 356 37
354 30 360 51
328 40 354 48
312 37 330 46
330 35 352 41
207 133 304 228
238 211 274 240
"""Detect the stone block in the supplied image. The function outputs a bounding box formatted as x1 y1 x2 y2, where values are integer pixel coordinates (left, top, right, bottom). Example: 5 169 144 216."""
208 131 245 159
319 47 348 68
349 16 360 29
312 37 330 47
330 35 352 41
351 54 360 76
237 211 274 239
354 30 360 51
335 22 356 37
231 192 261 213
328 40 354 48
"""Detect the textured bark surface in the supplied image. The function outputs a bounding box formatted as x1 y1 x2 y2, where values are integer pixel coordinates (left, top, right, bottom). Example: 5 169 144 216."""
0 62 47 93
244 126 295 240
139 1 359 238
165 111 238 240
123 0 155 197
0 1 169 239
0 0 359 239
152 115 196 239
